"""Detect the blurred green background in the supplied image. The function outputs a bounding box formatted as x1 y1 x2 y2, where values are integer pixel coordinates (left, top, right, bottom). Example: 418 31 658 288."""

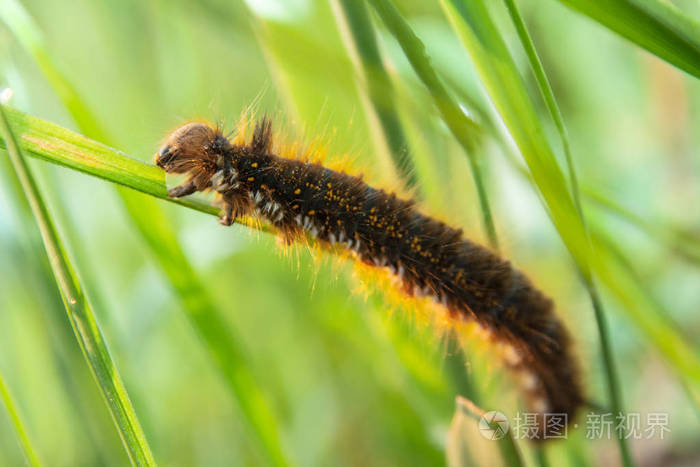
0 0 699 466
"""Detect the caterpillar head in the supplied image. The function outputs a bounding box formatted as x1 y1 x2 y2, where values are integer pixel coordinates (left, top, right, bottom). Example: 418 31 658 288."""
155 122 231 174
156 122 233 192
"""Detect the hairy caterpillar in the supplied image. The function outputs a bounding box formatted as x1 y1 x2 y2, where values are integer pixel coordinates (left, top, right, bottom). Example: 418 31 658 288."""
155 118 583 438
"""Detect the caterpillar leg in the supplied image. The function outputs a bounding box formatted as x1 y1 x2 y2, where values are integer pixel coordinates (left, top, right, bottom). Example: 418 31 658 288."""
219 203 235 226
168 181 197 198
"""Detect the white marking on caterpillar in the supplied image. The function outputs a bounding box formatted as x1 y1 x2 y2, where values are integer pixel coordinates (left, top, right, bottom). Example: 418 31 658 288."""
310 226 319 238
503 345 522 366
329 233 336 245
338 231 345 243
294 214 302 226
211 170 225 187
254 191 263 204
522 372 539 390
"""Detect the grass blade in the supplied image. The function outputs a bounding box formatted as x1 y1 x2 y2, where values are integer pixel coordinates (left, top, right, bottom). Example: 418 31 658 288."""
0 103 156 466
1 151 125 463
0 4 294 463
331 0 417 189
502 1 631 463
502 0 583 216
367 0 499 250
557 0 700 79
0 368 43 466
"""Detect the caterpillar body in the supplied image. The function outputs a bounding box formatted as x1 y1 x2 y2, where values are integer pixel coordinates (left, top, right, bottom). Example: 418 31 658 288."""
155 118 583 438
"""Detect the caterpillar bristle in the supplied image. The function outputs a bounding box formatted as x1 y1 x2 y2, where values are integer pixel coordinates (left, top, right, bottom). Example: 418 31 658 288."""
155 117 584 439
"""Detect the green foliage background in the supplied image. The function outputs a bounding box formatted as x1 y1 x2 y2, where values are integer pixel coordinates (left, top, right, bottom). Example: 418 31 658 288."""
0 0 698 466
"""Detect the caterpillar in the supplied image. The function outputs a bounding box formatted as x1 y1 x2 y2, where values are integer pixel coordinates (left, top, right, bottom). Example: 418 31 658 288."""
155 118 584 439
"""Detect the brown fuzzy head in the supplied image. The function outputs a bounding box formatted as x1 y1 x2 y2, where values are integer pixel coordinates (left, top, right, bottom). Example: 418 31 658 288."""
155 122 233 192
155 122 229 174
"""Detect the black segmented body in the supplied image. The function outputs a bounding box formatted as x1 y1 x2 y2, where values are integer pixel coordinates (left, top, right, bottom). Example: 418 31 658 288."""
156 119 583 437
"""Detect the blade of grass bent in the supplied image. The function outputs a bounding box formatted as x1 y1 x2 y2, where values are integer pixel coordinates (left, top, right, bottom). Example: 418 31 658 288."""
557 0 700 79
0 368 42 467
367 0 499 250
0 4 294 462
0 105 156 466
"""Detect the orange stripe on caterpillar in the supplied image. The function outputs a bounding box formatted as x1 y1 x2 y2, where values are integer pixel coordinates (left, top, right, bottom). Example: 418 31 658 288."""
155 118 584 439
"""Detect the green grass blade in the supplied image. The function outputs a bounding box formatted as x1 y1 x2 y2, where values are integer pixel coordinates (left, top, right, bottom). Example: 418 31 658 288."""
502 1 631 463
0 104 156 466
557 0 700 78
439 0 587 262
0 368 43 467
585 282 633 466
331 0 417 189
502 0 583 217
1 150 125 463
0 4 293 462
367 0 499 250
